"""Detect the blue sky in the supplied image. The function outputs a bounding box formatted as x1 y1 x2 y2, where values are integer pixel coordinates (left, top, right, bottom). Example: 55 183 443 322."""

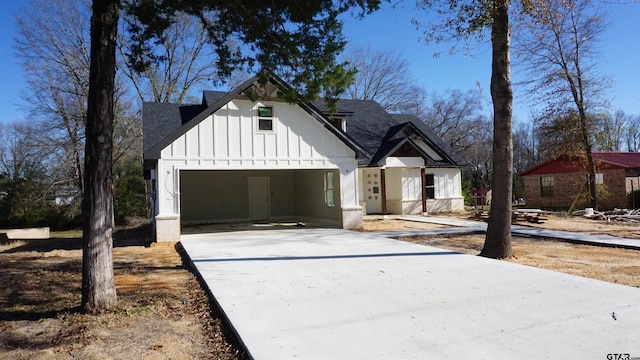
0 1 638 124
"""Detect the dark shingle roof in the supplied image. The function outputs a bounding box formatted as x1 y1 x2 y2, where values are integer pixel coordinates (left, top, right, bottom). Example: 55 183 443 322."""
312 99 467 168
142 71 465 169
143 72 368 164
142 102 205 154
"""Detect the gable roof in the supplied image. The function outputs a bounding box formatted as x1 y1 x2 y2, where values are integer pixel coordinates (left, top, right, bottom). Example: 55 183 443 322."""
519 152 640 176
143 72 368 162
312 99 467 168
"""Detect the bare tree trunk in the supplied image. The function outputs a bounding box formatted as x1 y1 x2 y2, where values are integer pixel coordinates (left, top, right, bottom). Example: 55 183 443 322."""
481 0 513 259
82 0 119 313
579 110 599 210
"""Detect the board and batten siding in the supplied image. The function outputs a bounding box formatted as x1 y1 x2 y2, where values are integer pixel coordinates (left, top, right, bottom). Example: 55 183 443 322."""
154 98 359 219
159 99 354 169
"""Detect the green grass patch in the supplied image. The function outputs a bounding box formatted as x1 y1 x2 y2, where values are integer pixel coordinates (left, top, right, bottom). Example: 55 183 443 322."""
50 229 83 239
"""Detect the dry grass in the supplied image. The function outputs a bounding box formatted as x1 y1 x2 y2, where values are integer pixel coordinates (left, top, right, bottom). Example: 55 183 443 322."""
0 229 247 360
402 234 640 288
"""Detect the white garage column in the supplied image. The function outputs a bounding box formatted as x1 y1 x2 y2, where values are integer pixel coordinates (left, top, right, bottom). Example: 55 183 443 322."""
155 162 181 242
339 162 363 229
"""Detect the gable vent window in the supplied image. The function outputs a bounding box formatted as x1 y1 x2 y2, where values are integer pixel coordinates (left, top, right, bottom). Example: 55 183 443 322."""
257 106 274 131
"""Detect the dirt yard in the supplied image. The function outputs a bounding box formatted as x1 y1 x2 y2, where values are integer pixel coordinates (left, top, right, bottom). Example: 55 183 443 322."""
362 214 640 288
0 227 247 360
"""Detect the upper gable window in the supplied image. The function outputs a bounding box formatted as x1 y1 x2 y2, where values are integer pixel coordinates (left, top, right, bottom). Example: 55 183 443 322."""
257 106 274 131
330 116 346 131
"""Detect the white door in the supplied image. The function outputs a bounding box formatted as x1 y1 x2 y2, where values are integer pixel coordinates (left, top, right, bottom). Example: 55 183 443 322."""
363 169 382 214
248 177 270 221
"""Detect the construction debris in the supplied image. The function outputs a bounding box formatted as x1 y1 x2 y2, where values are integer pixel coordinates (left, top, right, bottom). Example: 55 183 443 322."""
572 208 640 223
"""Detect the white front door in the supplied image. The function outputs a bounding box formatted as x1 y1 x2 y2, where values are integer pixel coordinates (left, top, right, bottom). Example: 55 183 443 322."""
362 169 382 214
248 177 270 221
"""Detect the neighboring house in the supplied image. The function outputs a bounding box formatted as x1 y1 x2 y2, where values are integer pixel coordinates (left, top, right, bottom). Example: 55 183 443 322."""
519 153 640 210
143 72 466 242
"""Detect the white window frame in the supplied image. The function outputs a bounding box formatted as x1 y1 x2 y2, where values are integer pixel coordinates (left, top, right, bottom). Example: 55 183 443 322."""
425 173 435 199
256 104 275 132
595 173 604 185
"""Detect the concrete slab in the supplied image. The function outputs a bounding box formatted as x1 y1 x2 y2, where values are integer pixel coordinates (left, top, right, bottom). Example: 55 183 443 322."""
181 229 640 359
511 227 640 250
399 215 640 250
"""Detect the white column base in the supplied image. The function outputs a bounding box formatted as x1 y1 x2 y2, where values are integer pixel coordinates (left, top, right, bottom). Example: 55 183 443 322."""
155 215 181 242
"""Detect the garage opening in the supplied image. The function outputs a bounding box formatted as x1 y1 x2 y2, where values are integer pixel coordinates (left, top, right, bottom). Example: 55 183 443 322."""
179 169 341 229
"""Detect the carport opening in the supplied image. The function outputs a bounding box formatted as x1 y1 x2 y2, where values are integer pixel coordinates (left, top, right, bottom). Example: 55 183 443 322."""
179 169 341 232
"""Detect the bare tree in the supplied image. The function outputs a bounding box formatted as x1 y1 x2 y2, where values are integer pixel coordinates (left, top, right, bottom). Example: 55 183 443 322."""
0 121 52 226
464 117 494 188
621 112 640 152
15 0 90 201
515 0 610 210
118 12 220 104
595 111 625 151
343 45 426 112
423 89 488 153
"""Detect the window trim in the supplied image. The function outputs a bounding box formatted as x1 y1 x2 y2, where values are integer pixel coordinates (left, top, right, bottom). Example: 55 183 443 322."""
425 173 435 199
256 105 275 132
324 171 335 207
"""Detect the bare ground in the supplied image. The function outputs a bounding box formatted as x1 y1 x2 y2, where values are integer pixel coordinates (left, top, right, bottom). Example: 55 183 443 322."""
0 226 247 360
361 214 640 288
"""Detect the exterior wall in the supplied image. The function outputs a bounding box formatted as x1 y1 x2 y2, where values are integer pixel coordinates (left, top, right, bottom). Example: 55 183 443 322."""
426 168 464 213
427 198 465 213
603 169 629 209
293 169 341 225
626 176 640 194
384 167 403 214
154 98 360 241
360 166 464 215
179 170 295 224
429 168 462 199
523 168 629 210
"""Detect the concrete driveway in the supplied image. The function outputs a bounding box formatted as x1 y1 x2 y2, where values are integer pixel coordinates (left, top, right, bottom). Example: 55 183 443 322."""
180 229 640 359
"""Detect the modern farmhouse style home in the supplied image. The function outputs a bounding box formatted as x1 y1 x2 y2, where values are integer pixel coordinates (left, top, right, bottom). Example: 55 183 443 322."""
143 72 466 241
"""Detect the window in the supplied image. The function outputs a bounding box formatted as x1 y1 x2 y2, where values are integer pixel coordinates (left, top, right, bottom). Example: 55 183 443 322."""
257 106 273 131
540 176 554 197
595 173 604 185
330 116 345 131
425 174 435 199
324 171 335 207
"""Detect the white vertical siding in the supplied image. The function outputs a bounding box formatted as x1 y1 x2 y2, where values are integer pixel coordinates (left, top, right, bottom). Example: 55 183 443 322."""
159 99 354 169
429 168 462 199
402 168 422 200
385 168 403 200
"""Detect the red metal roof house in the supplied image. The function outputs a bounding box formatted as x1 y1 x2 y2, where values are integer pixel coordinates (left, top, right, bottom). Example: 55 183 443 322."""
519 153 640 210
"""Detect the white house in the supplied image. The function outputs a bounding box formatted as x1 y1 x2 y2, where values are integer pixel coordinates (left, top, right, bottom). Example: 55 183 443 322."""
311 101 467 217
143 72 467 242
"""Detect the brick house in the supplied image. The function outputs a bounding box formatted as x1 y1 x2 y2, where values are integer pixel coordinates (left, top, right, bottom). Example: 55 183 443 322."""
519 153 640 210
